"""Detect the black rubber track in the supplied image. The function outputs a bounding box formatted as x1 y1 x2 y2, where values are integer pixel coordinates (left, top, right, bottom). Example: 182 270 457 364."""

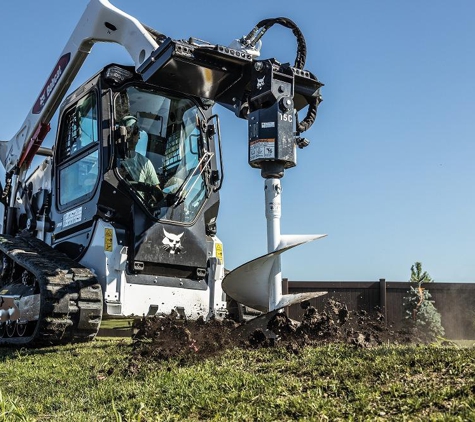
0 234 103 347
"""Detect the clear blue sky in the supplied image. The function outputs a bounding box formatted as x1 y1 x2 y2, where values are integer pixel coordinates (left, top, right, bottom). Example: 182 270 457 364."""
1 1 474 282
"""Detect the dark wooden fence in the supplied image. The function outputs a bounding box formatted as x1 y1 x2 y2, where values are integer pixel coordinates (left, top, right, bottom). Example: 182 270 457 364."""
285 280 475 339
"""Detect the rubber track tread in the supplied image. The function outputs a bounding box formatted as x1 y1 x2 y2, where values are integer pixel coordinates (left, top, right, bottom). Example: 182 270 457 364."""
0 234 103 346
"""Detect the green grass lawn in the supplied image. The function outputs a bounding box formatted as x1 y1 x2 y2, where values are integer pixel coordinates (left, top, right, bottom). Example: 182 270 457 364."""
0 339 474 421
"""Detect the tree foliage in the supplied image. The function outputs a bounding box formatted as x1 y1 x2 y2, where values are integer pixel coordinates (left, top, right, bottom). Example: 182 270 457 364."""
409 261 433 285
402 262 445 341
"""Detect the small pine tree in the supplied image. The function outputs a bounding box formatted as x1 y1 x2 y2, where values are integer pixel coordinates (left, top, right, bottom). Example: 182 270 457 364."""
402 262 445 341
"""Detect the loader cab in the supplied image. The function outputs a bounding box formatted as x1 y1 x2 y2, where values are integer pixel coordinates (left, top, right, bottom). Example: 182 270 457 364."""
42 65 222 284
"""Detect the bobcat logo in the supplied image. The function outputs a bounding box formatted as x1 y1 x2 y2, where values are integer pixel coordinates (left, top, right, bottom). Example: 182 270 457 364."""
162 229 184 254
256 76 265 90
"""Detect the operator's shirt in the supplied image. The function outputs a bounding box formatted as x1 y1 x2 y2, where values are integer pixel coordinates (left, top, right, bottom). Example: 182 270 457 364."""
121 152 160 186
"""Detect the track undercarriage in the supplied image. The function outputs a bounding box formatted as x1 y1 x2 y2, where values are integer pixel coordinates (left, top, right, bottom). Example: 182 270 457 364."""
0 234 103 346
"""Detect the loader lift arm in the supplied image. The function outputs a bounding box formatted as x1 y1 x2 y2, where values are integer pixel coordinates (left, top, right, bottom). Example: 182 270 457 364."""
0 0 160 176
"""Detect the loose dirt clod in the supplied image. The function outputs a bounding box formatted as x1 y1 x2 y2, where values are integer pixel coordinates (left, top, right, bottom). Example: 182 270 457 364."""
128 300 418 366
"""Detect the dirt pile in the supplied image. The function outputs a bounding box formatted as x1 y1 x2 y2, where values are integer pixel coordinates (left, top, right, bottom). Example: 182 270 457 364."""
128 299 417 365
249 299 411 350
130 310 239 362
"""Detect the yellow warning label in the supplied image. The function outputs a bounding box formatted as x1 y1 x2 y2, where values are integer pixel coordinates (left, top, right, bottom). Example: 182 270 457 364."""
104 228 113 252
215 243 223 261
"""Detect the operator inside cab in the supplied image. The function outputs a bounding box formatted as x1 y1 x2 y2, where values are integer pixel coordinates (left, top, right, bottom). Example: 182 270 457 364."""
120 115 161 187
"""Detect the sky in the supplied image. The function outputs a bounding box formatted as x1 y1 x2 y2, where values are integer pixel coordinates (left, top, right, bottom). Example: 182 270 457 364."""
0 1 474 283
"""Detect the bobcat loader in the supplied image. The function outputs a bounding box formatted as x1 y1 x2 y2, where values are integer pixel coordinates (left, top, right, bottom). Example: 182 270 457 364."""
0 0 325 346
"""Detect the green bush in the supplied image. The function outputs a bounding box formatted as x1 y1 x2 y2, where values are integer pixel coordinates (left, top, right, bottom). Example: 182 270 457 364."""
402 262 445 341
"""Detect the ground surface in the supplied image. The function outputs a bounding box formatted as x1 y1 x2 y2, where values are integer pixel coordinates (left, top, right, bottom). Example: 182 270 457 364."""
130 299 425 365
1 339 474 421
1 301 473 421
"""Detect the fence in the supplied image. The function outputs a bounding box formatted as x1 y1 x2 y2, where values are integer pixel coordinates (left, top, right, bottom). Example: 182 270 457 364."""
285 279 475 339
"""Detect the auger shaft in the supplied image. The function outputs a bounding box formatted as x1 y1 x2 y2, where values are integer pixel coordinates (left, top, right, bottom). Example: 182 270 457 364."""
265 178 284 311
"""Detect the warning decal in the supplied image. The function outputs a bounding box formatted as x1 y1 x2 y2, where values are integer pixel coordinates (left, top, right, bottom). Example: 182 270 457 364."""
104 228 113 252
215 243 223 261
250 139 275 161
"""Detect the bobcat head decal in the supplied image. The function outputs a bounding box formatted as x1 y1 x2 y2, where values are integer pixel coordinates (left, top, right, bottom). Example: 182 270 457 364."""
162 229 184 254
256 76 265 90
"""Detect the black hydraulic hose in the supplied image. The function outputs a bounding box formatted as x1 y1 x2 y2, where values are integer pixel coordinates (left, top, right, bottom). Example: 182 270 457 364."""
143 24 168 45
243 17 307 70
0 172 12 206
297 89 320 134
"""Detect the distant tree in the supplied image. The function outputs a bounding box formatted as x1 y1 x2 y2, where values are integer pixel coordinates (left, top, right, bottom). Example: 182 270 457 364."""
409 262 433 285
402 262 445 341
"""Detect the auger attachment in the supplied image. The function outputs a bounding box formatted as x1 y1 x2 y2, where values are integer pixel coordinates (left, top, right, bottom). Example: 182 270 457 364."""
222 35 325 317
222 178 326 313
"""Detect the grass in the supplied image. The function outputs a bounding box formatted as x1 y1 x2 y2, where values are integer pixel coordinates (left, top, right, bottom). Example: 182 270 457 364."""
97 318 135 330
0 339 474 421
97 318 135 337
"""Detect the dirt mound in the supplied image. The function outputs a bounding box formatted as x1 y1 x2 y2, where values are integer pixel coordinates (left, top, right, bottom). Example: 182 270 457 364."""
247 299 411 350
129 300 415 365
130 310 240 363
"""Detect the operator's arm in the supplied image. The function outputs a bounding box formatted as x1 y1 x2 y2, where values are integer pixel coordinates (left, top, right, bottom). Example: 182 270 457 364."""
132 153 160 187
143 159 160 187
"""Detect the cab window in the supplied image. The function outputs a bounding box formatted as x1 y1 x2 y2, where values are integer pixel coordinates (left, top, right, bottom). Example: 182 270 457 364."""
57 92 100 207
114 86 209 223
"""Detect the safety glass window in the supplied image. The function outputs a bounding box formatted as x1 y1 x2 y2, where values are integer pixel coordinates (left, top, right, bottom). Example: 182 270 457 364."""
58 93 98 161
59 150 99 205
114 86 210 223
57 91 100 207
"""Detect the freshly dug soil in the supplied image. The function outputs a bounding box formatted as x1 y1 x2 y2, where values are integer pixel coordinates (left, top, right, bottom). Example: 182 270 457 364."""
129 299 420 365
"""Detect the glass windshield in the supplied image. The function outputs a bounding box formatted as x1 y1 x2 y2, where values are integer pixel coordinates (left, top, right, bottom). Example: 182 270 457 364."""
114 86 209 223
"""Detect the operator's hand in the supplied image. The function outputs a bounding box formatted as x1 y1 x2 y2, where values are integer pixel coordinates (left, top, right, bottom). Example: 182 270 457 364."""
150 183 165 203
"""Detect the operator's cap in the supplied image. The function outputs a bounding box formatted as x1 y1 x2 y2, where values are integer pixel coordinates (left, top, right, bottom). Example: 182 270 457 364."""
121 115 137 127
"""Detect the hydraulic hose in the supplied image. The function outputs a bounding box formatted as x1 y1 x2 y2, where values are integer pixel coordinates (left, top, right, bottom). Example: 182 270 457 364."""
143 24 168 45
244 17 307 70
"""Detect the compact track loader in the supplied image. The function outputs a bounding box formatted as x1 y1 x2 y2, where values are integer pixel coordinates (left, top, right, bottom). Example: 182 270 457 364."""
0 0 325 346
